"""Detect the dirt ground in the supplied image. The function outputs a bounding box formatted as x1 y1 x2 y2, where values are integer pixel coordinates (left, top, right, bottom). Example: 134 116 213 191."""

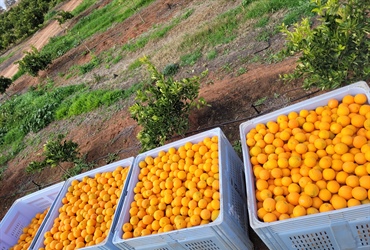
0 0 367 249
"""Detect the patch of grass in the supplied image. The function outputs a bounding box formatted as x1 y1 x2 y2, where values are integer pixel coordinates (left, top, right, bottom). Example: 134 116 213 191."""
256 29 270 42
78 55 101 75
0 52 15 64
128 59 142 71
0 84 84 164
72 0 97 16
255 16 270 28
122 9 194 52
180 7 241 51
41 0 155 60
206 49 217 60
112 54 123 64
55 89 125 119
180 49 202 66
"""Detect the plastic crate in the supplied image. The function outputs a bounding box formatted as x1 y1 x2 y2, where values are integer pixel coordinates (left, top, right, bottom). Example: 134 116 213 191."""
0 182 65 250
30 157 135 250
240 81 370 250
112 127 253 250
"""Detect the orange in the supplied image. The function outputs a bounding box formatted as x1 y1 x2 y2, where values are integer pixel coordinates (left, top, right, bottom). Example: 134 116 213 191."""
338 185 353 200
354 93 367 104
328 99 339 109
359 176 370 189
308 168 322 182
326 180 340 194
322 169 336 181
263 198 276 212
346 175 360 188
304 183 319 197
298 194 313 208
286 192 300 206
347 198 361 207
292 205 306 218
330 195 347 210
319 188 332 202
351 114 366 128
263 213 277 222
275 200 289 214
319 203 334 213
352 187 368 201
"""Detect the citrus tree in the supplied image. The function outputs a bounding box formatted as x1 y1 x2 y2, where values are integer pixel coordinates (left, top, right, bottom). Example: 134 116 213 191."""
16 46 52 77
0 76 12 95
280 0 370 89
129 57 207 151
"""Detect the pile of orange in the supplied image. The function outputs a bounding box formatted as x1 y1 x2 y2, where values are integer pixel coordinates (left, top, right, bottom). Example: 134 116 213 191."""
9 208 49 250
39 166 130 249
246 93 370 222
122 136 220 239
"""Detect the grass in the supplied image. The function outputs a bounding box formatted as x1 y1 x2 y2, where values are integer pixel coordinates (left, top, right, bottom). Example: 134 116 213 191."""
40 0 155 60
177 0 314 65
0 52 15 64
0 82 136 165
122 9 194 52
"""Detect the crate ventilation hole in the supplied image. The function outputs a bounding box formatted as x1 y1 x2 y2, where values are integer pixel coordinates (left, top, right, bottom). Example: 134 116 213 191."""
184 240 221 250
289 231 335 250
356 223 370 246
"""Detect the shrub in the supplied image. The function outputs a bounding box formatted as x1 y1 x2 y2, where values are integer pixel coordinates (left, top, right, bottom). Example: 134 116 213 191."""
129 56 207 152
16 46 52 77
280 0 370 89
0 76 12 95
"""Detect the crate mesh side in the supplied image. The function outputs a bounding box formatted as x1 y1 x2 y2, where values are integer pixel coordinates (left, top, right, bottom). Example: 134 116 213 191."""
153 248 170 250
288 231 336 250
354 222 370 246
184 239 222 250
8 212 27 239
223 137 248 233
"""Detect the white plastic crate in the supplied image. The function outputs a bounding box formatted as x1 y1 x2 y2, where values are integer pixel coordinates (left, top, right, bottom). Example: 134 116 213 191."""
112 128 253 250
0 181 64 250
240 81 370 250
30 157 134 250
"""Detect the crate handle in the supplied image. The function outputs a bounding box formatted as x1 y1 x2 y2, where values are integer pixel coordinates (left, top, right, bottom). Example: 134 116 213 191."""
331 221 357 249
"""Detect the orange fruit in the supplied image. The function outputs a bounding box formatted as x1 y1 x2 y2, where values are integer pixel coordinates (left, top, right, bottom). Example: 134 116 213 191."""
263 213 277 222
319 203 334 213
354 93 367 104
330 195 347 210
292 205 306 218
352 187 368 201
338 185 353 200
359 176 370 189
298 194 313 208
319 189 332 202
304 183 319 197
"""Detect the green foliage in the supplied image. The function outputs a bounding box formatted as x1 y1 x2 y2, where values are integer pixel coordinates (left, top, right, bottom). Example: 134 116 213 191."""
23 103 57 133
78 55 101 75
0 52 15 64
280 0 370 89
180 49 202 66
0 76 12 95
55 89 124 119
16 47 52 77
25 134 87 180
129 57 208 151
41 0 155 60
54 10 74 25
0 0 61 51
0 85 83 163
162 63 179 76
122 9 194 53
